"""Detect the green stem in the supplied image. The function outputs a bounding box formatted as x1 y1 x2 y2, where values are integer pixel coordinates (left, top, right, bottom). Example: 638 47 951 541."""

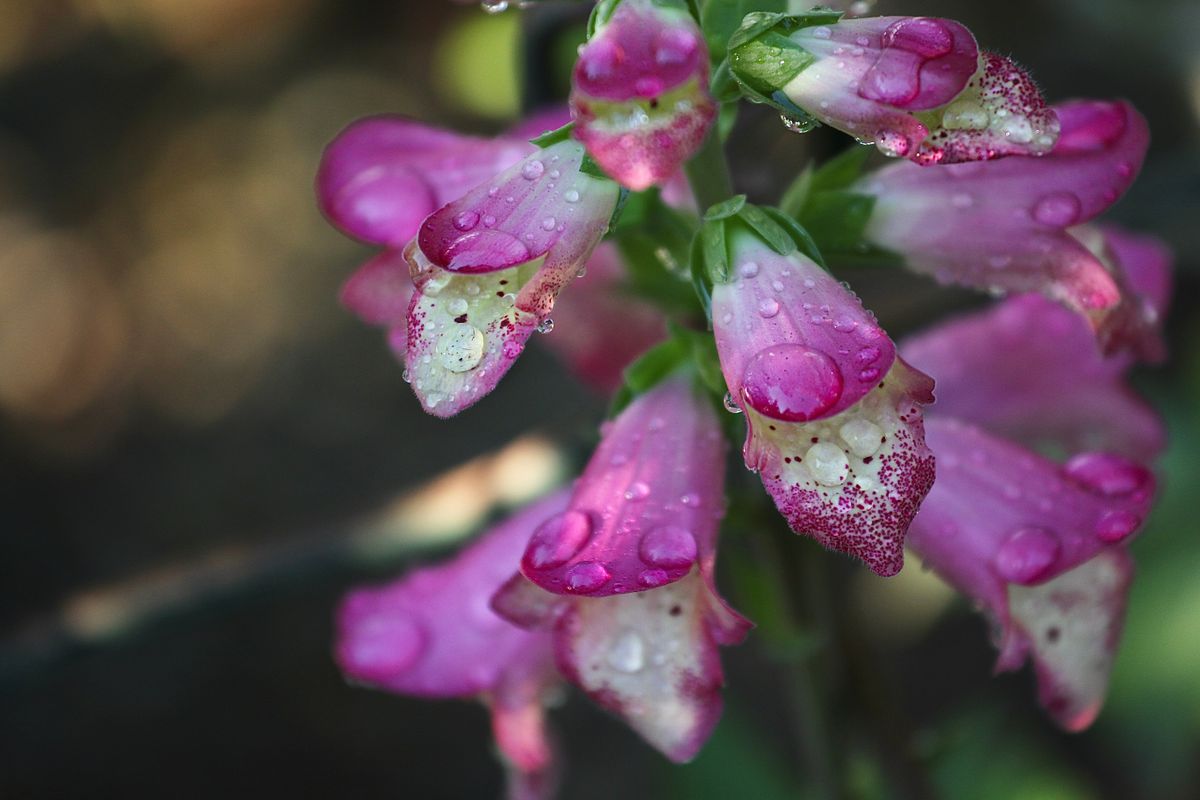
684 126 735 213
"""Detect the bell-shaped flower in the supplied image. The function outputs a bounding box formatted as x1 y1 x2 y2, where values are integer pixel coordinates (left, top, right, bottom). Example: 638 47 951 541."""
728 12 1058 164
335 491 569 799
317 110 568 248
492 377 751 762
404 137 621 416
704 205 935 576
857 99 1152 355
900 227 1172 463
907 417 1155 731
571 0 717 190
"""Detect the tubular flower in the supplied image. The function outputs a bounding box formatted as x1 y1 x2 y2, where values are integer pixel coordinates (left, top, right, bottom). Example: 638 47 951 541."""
706 209 934 576
906 418 1154 731
901 230 1169 730
334 491 568 800
404 138 621 416
728 12 1058 164
571 0 716 190
899 226 1172 463
492 377 752 762
857 99 1153 355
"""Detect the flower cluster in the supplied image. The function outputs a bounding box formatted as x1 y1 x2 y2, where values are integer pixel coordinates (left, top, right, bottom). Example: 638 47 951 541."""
318 2 1170 796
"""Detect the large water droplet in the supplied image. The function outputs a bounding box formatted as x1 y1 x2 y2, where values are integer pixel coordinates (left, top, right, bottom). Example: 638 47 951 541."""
994 527 1059 584
839 418 884 458
563 189 581 203
1062 453 1152 498
453 211 479 231
535 318 555 334
437 324 485 372
804 442 850 487
521 159 545 180
1032 191 1082 227
738 261 759 279
624 481 651 501
525 510 593 569
606 630 646 673
874 130 911 158
1094 510 1141 543
741 345 843 422
541 216 557 231
758 298 780 318
443 230 531 273
639 526 698 569
565 561 611 593
723 392 743 414
447 297 469 316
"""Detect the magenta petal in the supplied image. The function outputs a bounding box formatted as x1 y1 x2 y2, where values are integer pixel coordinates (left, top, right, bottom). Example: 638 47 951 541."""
862 100 1149 349
520 378 726 597
334 491 566 791
901 293 1167 462
908 417 1153 618
570 0 715 190
712 234 897 421
339 248 413 328
317 116 531 247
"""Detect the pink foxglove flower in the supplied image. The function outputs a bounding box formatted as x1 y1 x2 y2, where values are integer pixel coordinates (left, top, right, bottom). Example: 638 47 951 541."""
492 378 751 762
709 217 935 577
404 137 621 416
858 99 1152 355
571 0 717 190
728 13 1058 163
335 491 568 800
907 418 1154 731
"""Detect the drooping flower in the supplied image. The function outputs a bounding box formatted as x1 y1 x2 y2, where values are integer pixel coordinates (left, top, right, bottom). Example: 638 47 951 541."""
704 205 935 576
906 418 1154 731
728 12 1058 164
335 491 569 800
900 231 1169 729
492 377 751 762
571 0 717 190
404 137 621 416
857 99 1153 356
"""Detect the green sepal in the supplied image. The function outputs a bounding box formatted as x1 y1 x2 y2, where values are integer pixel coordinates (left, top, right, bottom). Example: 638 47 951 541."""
758 206 825 268
737 203 795 256
529 122 575 148
725 10 843 121
609 189 701 314
608 335 688 415
704 194 747 221
800 191 876 253
700 0 788 64
700 214 731 284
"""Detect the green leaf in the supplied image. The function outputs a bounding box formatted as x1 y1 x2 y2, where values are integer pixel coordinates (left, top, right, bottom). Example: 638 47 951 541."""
798 191 876 253
528 122 574 148
809 143 873 193
737 203 796 256
759 207 825 267
703 194 747 221
699 216 731 284
778 163 813 219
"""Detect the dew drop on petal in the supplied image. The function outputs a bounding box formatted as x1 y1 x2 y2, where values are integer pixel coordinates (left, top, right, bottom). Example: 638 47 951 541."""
723 392 743 414
738 261 759 278
624 481 651 501
839 418 884 458
453 211 479 231
758 298 780 318
521 159 545 180
524 510 593 569
1032 191 1082 227
994 527 1060 583
535 318 555 334
741 345 843 422
638 525 698 569
804 442 850 487
436 324 485 372
564 189 581 203
565 561 611 593
1095 510 1141 543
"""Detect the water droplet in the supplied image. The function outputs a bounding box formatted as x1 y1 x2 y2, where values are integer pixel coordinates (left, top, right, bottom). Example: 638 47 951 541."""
758 298 780 318
639 526 698 568
858 366 881 382
680 493 700 507
541 216 557 231
536 318 555 334
741 345 843 421
436 324 485 372
839 418 884 458
1032 191 1082 227
565 561 611 593
874 130 911 158
480 0 509 12
524 510 593 569
832 316 858 332
624 481 651 501
805 442 850 487
447 297 469 316
443 230 530 272
738 261 759 278
781 115 818 134
564 189 580 203
453 211 479 231
994 527 1059 584
1062 453 1152 498
1095 510 1141 543
401 368 412 384
811 26 832 39
637 568 671 588
521 159 545 180
856 346 881 365
482 214 496 227
723 392 743 414
606 630 646 673
348 615 425 675
771 279 785 292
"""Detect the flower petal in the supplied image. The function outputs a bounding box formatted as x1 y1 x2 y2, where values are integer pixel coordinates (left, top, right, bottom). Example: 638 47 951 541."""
901 293 1166 462
747 359 936 577
520 378 726 597
339 248 413 328
318 116 530 247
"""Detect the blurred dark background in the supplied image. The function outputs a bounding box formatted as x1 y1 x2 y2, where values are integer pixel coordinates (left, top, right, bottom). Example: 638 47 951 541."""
0 1 1197 797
